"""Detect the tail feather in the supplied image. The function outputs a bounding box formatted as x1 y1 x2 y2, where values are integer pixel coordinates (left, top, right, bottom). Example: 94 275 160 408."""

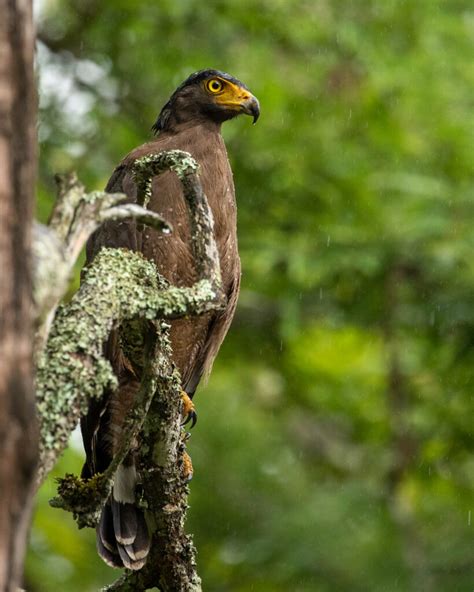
97 534 122 569
98 501 118 553
97 504 122 568
117 541 147 571
112 501 138 546
125 510 150 561
96 463 151 571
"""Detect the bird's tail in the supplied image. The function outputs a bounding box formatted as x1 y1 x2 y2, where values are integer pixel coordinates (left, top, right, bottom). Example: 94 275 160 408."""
96 462 151 570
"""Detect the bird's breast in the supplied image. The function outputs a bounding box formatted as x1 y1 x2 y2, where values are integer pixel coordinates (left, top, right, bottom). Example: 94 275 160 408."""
139 129 238 290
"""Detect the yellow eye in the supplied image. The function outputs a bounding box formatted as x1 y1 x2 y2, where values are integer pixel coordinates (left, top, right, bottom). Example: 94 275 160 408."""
206 78 223 94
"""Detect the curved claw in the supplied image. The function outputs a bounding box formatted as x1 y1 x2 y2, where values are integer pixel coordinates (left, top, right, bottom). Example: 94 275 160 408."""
182 409 197 428
180 391 197 428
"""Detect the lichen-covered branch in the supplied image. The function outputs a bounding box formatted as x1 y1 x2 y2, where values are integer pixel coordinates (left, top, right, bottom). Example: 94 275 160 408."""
48 315 162 529
49 308 162 529
48 173 170 262
35 150 224 591
33 173 170 353
132 150 221 286
37 241 223 486
102 323 202 592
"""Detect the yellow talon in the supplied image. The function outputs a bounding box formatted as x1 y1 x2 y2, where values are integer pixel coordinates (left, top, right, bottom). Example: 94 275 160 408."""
180 391 197 428
182 450 194 482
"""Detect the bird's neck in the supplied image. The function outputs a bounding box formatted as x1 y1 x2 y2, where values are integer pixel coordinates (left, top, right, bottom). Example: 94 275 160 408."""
165 116 222 136
162 122 228 171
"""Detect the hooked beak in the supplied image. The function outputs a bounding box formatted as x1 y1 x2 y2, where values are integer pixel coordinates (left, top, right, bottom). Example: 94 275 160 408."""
241 95 260 124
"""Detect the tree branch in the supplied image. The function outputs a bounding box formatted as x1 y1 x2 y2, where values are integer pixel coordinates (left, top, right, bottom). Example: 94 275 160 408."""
33 173 171 354
35 150 223 591
102 323 202 591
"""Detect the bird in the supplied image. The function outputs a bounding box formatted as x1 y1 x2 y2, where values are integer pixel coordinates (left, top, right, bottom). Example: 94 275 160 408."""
80 69 260 570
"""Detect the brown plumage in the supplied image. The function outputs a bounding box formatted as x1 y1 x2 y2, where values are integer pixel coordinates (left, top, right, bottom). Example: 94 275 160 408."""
80 70 259 570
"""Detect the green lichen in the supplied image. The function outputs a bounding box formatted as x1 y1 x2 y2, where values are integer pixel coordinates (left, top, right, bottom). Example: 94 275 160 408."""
101 321 202 592
132 150 199 208
50 473 112 528
36 248 222 484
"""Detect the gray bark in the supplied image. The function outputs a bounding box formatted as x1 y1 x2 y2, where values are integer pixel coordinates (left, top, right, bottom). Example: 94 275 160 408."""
0 0 38 590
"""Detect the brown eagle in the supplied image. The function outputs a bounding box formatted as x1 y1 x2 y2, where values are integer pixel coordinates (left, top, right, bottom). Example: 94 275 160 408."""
80 70 259 570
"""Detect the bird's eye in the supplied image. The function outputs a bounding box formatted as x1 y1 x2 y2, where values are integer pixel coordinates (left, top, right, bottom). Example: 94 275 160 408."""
206 79 223 94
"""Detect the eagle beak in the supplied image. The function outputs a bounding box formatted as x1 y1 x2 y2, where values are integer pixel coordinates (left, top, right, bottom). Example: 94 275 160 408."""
241 95 260 124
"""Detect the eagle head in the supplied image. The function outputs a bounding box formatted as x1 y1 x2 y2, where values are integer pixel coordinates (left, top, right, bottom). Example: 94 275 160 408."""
152 69 260 134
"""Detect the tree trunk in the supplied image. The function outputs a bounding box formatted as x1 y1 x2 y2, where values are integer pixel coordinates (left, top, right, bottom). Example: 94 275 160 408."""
0 0 38 589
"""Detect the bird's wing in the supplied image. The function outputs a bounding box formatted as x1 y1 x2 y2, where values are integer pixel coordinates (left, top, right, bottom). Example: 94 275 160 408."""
85 164 139 263
181 259 241 396
81 161 144 478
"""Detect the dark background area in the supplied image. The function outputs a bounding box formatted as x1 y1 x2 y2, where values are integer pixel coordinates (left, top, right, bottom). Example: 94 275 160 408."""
30 1 474 590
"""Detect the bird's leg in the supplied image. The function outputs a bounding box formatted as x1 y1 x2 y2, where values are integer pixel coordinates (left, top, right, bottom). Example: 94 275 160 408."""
180 390 197 428
179 430 194 481
181 449 194 482
180 395 195 481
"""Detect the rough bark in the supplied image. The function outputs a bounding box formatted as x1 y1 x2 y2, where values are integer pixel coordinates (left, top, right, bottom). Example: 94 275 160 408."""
0 0 38 590
102 323 201 592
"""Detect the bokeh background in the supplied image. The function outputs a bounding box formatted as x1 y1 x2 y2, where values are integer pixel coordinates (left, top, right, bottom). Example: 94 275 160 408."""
30 1 474 590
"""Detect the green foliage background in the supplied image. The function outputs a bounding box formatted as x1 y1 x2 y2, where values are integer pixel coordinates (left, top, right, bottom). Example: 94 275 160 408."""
31 1 474 590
